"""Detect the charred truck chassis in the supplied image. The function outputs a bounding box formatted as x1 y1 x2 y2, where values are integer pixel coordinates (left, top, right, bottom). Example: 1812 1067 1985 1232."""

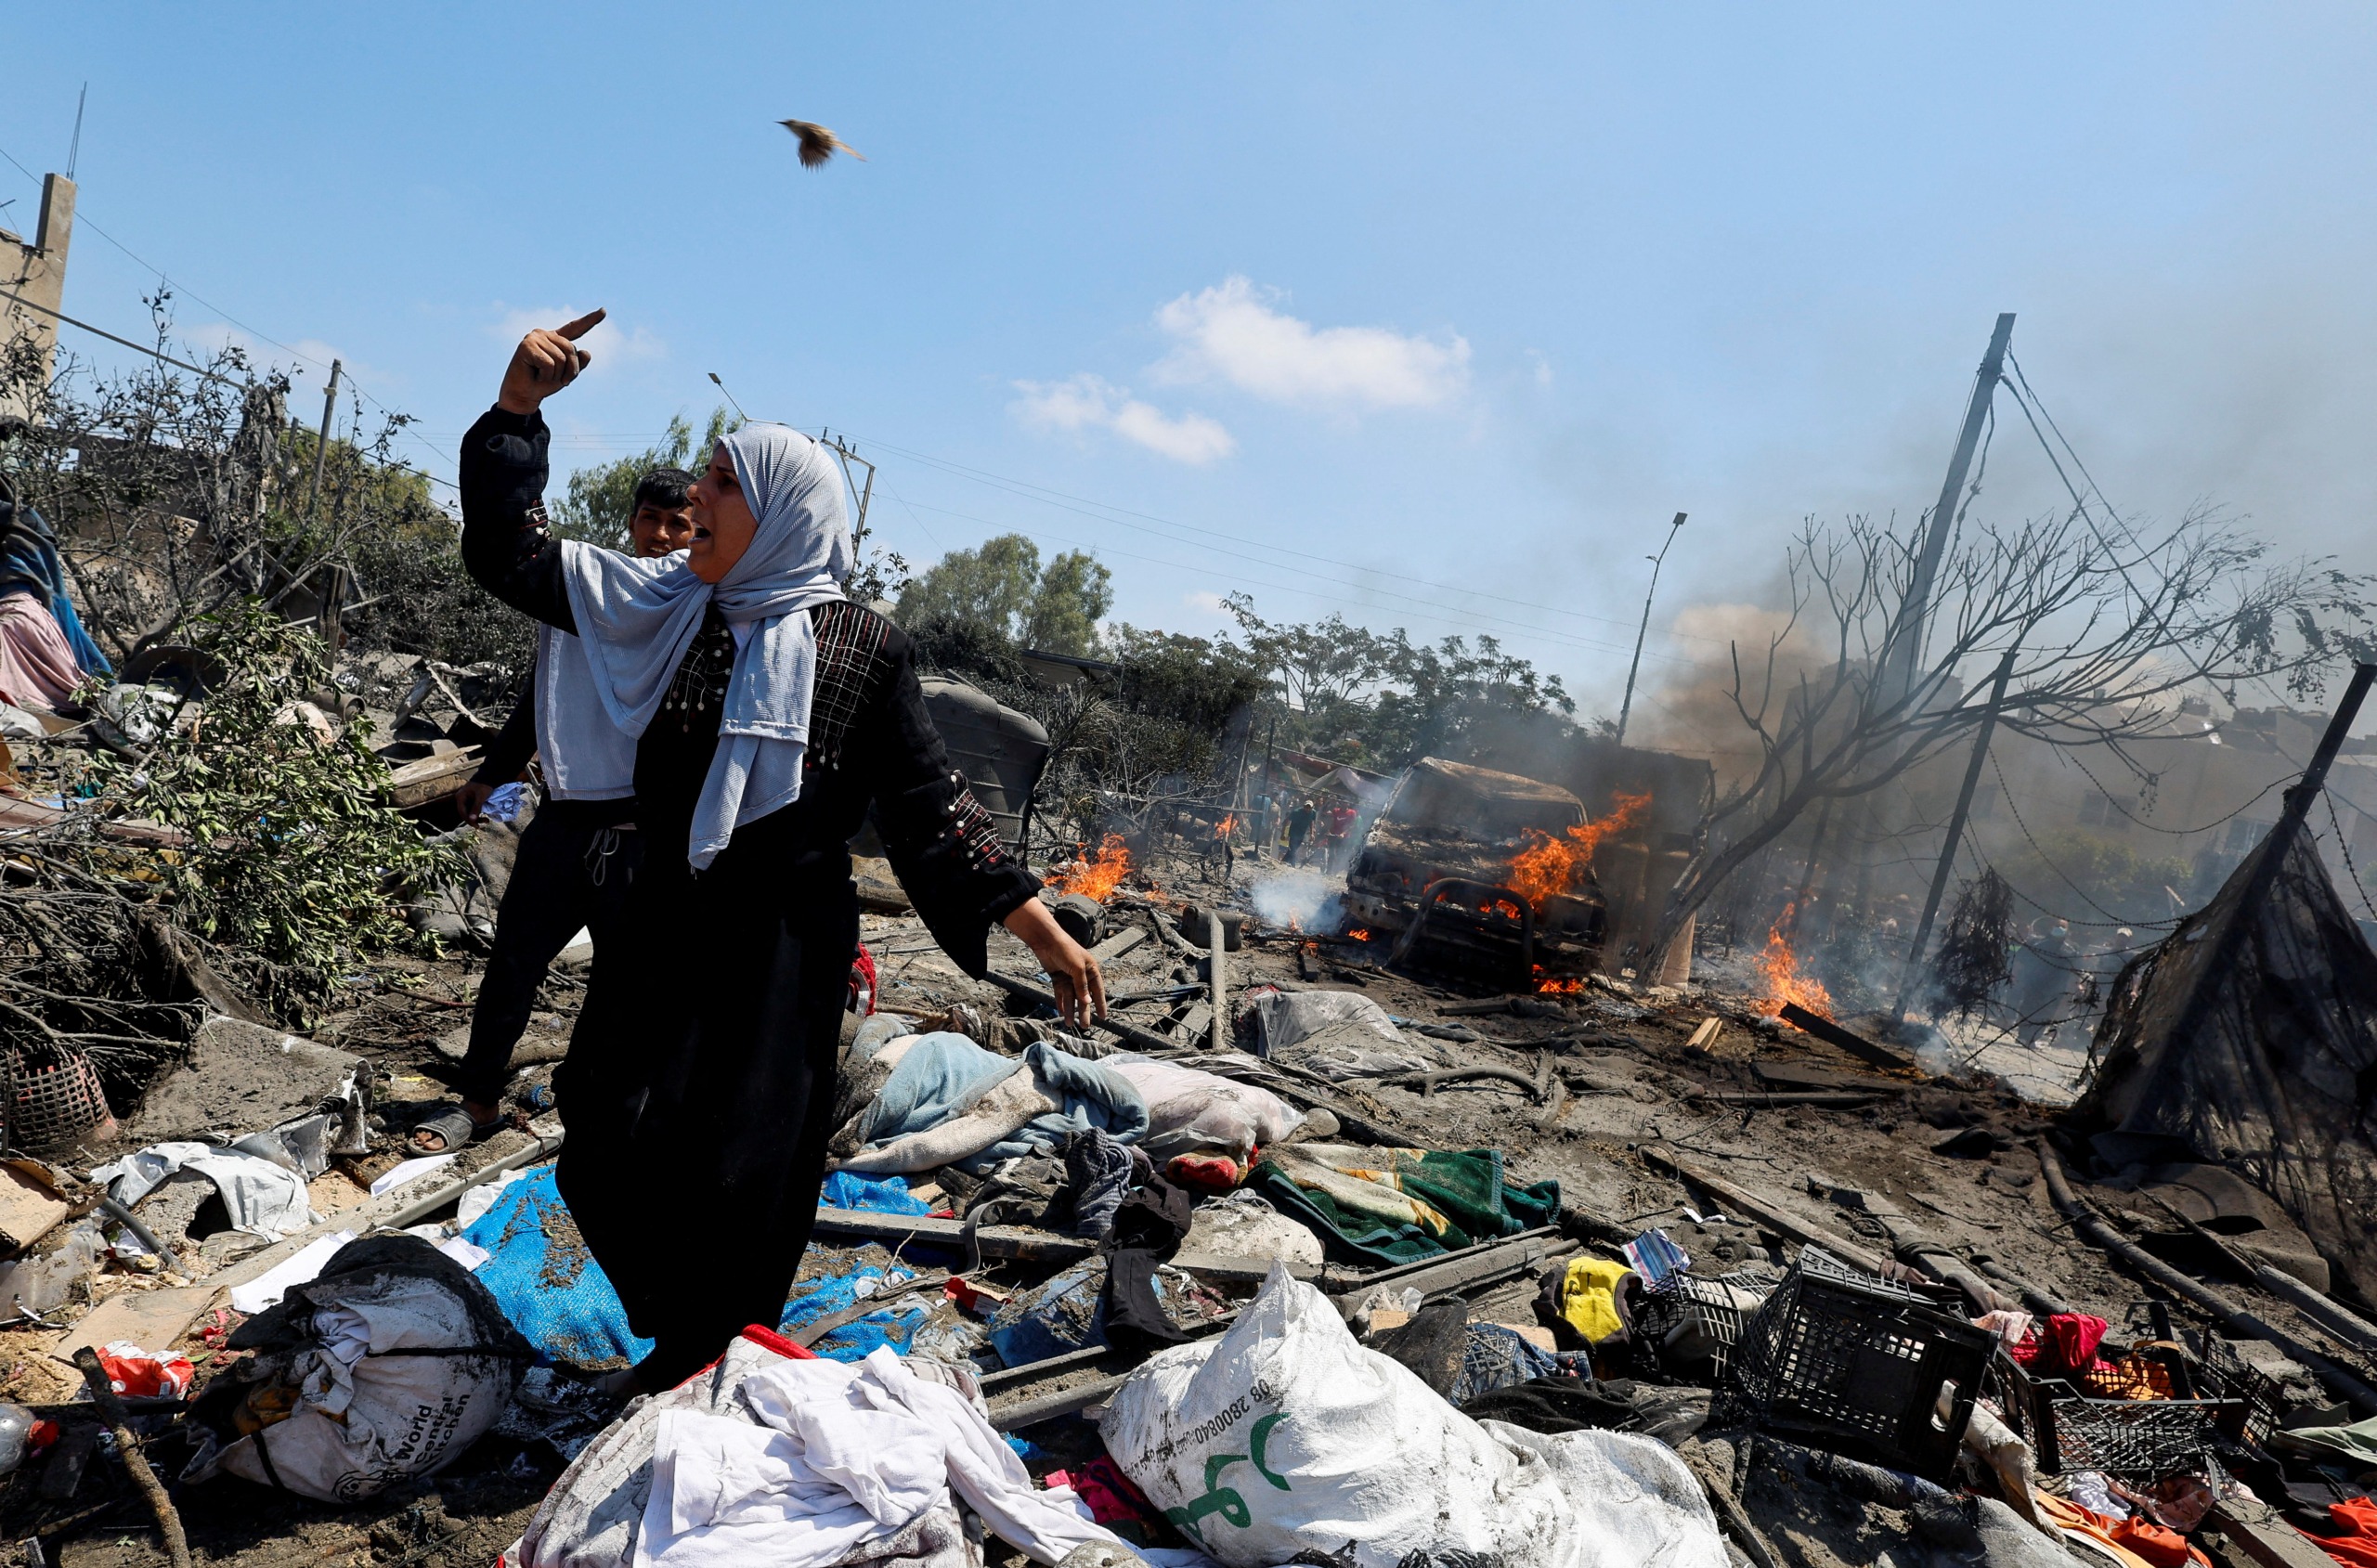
1344 758 1609 984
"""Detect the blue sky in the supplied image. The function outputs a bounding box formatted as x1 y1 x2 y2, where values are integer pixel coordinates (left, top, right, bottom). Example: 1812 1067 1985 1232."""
7 5 2377 737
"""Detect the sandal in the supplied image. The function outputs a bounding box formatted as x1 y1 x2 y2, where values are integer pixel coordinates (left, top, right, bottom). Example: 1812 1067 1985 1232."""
410 1103 506 1155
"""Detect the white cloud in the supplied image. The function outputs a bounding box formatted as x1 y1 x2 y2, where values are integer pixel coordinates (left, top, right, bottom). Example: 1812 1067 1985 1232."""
181 322 356 382
489 306 668 370
1184 589 1229 614
1010 373 1236 464
1152 276 1470 410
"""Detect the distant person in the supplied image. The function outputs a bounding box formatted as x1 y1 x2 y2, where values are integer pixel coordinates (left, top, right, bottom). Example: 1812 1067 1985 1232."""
413 469 697 1154
2008 917 2077 1046
1285 794 1318 865
0 474 110 713
1323 798 1359 872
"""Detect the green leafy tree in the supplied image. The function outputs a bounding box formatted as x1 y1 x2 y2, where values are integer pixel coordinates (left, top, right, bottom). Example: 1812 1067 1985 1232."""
897 534 1043 641
1023 551 1114 655
98 598 459 1022
551 407 738 552
1222 594 1574 767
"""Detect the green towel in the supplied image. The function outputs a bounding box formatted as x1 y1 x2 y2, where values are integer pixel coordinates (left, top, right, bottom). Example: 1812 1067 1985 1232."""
1250 1147 1560 1268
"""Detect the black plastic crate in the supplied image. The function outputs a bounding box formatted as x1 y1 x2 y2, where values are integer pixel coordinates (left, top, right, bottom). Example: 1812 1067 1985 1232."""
1715 1247 1994 1481
1634 1269 1776 1376
1994 1350 2248 1479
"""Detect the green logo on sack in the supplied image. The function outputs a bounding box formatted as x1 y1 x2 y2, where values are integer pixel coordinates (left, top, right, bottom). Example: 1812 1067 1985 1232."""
1163 1414 1292 1546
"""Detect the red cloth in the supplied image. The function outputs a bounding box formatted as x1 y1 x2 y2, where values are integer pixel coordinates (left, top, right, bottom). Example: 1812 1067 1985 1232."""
2306 1498 2377 1568
847 941 877 1015
1167 1151 1245 1192
94 1343 193 1399
2108 1516 2195 1568
1045 1457 1157 1527
2012 1312 2113 1378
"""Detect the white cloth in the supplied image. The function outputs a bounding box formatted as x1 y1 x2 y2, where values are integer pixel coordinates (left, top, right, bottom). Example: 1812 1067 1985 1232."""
226 1230 357 1315
1104 1054 1304 1161
93 1141 315 1239
531 629 637 803
636 1346 1113 1568
545 422 851 867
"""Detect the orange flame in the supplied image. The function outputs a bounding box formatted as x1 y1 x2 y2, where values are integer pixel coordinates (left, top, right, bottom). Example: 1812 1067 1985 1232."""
1345 927 1373 941
1216 813 1237 838
1536 974 1588 995
1048 834 1133 902
1754 903 1833 1018
1507 793 1652 910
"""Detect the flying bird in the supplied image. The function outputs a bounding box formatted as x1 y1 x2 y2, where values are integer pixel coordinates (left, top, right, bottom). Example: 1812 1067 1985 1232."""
778 119 866 169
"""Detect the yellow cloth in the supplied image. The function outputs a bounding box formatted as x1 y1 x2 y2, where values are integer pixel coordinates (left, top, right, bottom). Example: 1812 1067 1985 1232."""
1557 1257 1633 1343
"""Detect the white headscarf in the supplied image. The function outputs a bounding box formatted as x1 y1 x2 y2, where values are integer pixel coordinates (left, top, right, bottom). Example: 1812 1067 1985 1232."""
536 422 851 867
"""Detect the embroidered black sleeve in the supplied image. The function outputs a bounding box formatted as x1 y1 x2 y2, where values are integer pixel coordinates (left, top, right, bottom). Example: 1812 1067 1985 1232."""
457 406 575 632
858 634 1040 977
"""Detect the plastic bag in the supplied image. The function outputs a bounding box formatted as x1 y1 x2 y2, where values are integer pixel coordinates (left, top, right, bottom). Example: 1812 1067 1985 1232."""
1098 1263 1729 1568
93 1342 194 1399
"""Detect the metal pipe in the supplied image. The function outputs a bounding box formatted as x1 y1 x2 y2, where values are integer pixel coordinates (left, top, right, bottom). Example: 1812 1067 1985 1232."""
2037 1141 2377 1416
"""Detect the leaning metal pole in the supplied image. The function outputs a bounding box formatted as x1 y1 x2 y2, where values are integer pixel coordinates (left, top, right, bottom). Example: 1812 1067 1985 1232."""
1614 512 1685 746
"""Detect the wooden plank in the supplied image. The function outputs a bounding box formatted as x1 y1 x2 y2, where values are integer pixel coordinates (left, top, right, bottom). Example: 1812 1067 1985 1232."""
45 1285 212 1365
1777 1003 1917 1071
0 1163 71 1253
383 748 484 809
1088 926 1147 963
810 1207 1096 1264
2208 1498 2349 1568
1753 1060 1912 1094
1699 1090 1883 1108
1642 1146 1892 1276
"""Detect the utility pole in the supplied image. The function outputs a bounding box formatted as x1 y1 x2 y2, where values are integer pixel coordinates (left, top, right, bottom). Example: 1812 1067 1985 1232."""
1896 641 2019 1012
305 359 341 521
1614 512 1685 746
1843 314 2013 923
823 435 876 554
1886 314 2013 698
307 360 343 651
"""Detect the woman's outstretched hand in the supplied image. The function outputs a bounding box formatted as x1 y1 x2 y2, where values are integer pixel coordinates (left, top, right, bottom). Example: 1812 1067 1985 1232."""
497 309 606 415
1002 898 1108 1030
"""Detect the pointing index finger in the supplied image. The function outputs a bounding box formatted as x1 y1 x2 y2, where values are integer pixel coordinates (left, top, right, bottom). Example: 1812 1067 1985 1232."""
557 308 608 341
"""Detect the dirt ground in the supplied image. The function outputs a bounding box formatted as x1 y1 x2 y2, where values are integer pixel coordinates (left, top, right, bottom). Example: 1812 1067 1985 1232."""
0 841 2358 1566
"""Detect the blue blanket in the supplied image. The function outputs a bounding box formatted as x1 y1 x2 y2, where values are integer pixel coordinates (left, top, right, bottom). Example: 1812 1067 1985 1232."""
858 1032 1149 1174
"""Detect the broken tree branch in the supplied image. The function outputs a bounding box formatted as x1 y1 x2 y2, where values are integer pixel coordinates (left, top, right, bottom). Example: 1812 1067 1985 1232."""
70 1345 191 1568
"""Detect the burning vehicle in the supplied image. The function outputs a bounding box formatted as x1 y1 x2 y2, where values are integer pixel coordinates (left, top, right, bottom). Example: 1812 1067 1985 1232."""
1343 757 1644 984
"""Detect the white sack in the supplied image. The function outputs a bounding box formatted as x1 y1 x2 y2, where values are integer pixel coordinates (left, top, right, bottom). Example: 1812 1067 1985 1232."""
1099 1263 1728 1568
186 1242 526 1502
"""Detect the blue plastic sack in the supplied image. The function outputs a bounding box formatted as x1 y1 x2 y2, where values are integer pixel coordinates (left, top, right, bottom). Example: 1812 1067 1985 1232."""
817 1171 934 1216
986 1258 1108 1367
460 1165 653 1367
778 1264 931 1362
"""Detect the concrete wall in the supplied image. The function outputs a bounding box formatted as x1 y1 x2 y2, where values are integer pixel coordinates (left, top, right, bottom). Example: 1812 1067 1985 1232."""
2 173 76 422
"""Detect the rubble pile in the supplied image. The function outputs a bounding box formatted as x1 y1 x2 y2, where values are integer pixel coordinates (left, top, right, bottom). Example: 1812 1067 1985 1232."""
0 669 2374 1568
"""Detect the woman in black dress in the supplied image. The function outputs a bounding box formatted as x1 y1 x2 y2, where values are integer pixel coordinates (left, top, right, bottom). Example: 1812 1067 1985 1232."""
460 312 1106 1388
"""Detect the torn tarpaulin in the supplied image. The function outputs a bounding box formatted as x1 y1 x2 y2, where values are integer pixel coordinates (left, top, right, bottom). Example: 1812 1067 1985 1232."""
92 1141 314 1239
